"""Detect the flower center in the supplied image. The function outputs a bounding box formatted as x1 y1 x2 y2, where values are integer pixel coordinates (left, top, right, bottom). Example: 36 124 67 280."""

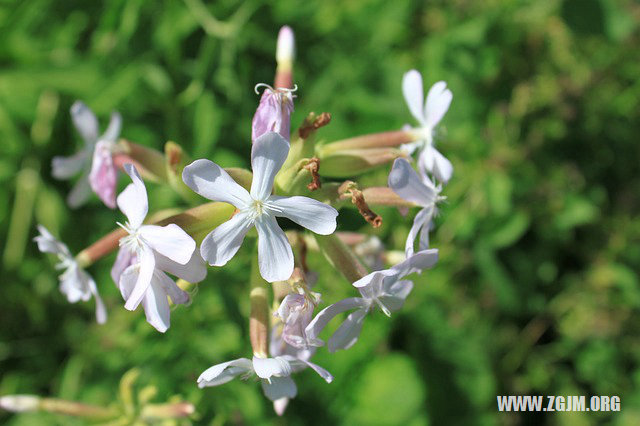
116 221 144 254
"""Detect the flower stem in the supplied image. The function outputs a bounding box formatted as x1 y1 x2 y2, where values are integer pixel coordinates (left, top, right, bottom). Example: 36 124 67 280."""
249 250 270 358
314 234 368 283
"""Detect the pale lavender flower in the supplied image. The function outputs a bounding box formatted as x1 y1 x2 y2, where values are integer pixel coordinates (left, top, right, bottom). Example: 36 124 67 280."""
388 158 444 256
305 249 438 352
251 84 295 141
275 291 323 349
114 164 205 332
402 70 453 183
197 355 332 403
34 225 107 324
182 132 338 282
52 101 121 208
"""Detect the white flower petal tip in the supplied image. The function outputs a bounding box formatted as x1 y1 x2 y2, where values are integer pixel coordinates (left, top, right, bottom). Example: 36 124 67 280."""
402 70 425 125
181 159 250 207
276 26 295 65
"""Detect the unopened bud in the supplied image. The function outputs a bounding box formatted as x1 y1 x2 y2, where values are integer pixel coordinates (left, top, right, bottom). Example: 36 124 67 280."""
318 147 404 178
276 26 295 72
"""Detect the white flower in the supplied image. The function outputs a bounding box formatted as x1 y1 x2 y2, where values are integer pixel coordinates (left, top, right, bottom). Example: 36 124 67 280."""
388 158 445 256
305 248 438 352
402 69 453 183
197 355 332 402
34 225 107 324
52 101 121 208
275 291 323 349
182 132 338 282
114 164 205 332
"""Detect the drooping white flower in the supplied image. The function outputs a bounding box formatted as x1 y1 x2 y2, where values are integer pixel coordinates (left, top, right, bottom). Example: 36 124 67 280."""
52 101 121 208
197 355 332 403
34 225 107 324
182 132 338 282
275 291 323 349
388 158 445 256
114 164 205 332
402 70 453 183
305 248 438 352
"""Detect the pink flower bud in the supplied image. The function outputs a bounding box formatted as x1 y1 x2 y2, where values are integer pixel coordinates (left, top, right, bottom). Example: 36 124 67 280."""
251 84 295 141
89 140 118 208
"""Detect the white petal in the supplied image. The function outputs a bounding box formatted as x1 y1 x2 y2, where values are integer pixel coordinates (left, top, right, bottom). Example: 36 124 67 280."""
386 279 414 301
111 247 136 285
71 101 99 144
305 297 367 341
197 358 253 388
261 376 297 401
102 111 122 142
200 212 253 267
117 164 148 229
388 158 437 207
402 70 425 125
67 172 92 208
182 159 251 208
51 151 87 180
87 275 107 324
155 250 207 283
140 224 195 265
34 225 71 258
253 356 293 379
154 270 190 305
404 207 432 256
268 196 338 235
255 215 293 282
393 248 439 278
123 245 155 311
250 132 290 201
431 147 453 184
327 308 367 352
283 356 333 383
273 398 289 416
425 81 452 128
118 264 139 301
141 278 171 333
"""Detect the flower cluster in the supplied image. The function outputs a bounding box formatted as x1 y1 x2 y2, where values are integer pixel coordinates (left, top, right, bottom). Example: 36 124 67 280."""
34 25 456 417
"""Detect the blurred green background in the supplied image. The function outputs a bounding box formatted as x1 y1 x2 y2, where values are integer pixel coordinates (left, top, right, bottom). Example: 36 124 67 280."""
1 0 640 425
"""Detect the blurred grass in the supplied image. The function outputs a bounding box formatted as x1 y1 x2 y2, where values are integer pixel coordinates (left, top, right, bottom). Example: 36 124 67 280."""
1 0 640 425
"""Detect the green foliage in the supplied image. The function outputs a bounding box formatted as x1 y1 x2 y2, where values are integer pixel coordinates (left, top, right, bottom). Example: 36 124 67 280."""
1 0 640 425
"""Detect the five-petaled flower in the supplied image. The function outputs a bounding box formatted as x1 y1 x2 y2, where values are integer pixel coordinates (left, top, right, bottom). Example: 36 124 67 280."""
402 69 453 183
182 131 338 283
305 248 438 352
113 164 206 332
34 225 107 324
388 158 445 256
52 101 122 208
197 355 332 403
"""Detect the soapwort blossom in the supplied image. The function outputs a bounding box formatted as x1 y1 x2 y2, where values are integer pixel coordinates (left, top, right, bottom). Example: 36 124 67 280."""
305 248 438 352
182 132 338 282
34 225 107 323
402 70 453 183
388 158 445 256
197 355 332 402
275 291 323 349
251 84 295 141
114 164 205 332
52 101 122 208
